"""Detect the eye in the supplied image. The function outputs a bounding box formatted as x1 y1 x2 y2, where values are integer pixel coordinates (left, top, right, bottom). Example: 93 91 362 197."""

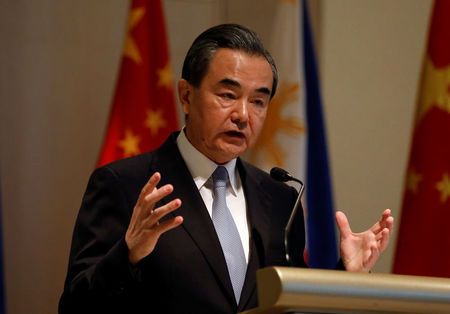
220 92 236 100
252 98 267 108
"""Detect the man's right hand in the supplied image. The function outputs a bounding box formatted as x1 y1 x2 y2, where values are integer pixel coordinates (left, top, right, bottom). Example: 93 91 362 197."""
125 172 183 265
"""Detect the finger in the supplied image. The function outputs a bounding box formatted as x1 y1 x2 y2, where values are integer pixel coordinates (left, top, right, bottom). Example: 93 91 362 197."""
374 231 385 241
377 228 390 252
141 184 175 215
144 198 182 228
139 172 161 202
384 216 394 232
363 232 379 268
335 211 352 238
153 215 184 236
364 246 374 265
381 209 392 223
364 246 379 271
370 209 392 234
143 172 161 193
135 184 175 225
132 173 161 222
373 216 394 235
382 208 392 218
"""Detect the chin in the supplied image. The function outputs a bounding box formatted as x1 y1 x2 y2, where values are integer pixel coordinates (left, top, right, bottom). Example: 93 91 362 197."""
213 151 240 164
212 143 248 162
225 150 246 161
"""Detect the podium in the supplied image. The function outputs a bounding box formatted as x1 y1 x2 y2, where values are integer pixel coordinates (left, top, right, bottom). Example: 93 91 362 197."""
241 267 450 314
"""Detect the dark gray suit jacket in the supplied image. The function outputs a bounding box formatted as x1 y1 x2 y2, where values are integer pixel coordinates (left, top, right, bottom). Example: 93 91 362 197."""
59 132 306 314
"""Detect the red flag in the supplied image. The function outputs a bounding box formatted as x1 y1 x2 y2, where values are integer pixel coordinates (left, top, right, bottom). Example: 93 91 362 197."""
393 0 450 277
97 0 178 166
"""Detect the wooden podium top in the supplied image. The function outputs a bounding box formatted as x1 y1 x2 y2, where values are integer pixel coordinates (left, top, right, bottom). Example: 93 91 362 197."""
241 267 450 314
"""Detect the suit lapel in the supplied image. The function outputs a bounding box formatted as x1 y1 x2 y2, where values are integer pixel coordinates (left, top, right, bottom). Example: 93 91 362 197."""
237 160 272 311
153 134 236 306
151 135 274 310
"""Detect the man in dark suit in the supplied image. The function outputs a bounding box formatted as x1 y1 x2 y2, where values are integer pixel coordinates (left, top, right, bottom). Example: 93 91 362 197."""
59 24 393 314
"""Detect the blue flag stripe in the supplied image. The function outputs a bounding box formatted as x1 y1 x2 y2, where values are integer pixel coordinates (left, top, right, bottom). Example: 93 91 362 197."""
302 0 339 269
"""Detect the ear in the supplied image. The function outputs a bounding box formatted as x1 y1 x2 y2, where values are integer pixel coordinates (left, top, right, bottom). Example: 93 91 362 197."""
178 79 192 115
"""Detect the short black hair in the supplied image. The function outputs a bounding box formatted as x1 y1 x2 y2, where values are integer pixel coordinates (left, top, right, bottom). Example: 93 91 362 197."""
181 23 278 98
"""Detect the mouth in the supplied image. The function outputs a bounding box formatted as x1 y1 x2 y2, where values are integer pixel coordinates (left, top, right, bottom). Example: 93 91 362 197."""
224 130 246 139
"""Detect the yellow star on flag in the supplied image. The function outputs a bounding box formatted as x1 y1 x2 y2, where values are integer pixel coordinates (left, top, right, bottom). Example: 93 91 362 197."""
417 58 450 121
436 173 450 203
123 7 145 64
118 129 141 157
157 62 173 89
145 109 167 136
406 168 422 193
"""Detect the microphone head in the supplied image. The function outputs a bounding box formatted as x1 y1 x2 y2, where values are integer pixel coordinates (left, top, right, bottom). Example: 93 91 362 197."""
270 167 292 182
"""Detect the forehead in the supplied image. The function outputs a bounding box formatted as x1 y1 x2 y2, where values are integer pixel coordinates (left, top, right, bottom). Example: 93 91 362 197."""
203 48 273 90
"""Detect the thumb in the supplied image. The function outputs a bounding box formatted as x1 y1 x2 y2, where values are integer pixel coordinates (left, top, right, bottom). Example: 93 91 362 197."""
336 211 352 238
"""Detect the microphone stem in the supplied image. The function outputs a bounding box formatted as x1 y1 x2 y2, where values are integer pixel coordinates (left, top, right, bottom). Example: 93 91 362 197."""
284 181 305 265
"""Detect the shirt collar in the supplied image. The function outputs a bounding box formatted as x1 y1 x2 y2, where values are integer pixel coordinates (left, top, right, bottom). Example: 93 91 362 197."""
177 128 239 195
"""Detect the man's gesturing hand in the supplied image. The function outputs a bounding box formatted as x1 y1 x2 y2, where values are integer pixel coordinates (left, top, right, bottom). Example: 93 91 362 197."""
125 172 183 265
336 209 393 272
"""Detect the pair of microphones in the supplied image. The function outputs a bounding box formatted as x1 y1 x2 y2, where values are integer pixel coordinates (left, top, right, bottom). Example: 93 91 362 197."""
269 167 305 266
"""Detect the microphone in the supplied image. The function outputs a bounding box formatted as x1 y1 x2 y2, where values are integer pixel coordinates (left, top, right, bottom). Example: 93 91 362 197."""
270 167 305 265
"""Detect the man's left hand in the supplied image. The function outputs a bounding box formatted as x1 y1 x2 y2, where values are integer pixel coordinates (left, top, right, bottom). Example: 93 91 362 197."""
336 209 394 272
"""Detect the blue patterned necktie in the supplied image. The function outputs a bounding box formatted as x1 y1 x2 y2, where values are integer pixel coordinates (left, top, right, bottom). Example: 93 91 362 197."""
211 166 247 303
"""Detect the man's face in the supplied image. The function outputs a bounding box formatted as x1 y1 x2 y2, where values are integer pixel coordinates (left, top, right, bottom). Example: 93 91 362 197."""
179 48 273 164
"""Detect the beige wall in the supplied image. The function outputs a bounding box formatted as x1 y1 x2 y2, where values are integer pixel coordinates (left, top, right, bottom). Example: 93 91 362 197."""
320 0 432 272
0 1 129 313
0 0 432 313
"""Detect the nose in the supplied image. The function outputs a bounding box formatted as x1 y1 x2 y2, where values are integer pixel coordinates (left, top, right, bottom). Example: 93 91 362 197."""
231 99 249 129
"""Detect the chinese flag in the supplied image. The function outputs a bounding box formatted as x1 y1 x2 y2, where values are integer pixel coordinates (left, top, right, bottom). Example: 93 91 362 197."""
393 0 450 277
97 0 178 166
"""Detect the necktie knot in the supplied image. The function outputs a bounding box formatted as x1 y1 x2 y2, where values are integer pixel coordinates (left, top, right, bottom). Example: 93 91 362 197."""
212 166 228 189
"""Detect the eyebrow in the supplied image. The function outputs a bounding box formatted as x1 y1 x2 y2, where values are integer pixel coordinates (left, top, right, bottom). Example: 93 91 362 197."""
218 78 271 96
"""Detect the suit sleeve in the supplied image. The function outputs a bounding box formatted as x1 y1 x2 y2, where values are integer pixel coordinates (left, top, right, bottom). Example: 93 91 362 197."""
59 167 141 313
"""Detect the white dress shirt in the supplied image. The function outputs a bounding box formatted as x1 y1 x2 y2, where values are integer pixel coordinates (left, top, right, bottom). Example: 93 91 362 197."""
177 130 250 263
